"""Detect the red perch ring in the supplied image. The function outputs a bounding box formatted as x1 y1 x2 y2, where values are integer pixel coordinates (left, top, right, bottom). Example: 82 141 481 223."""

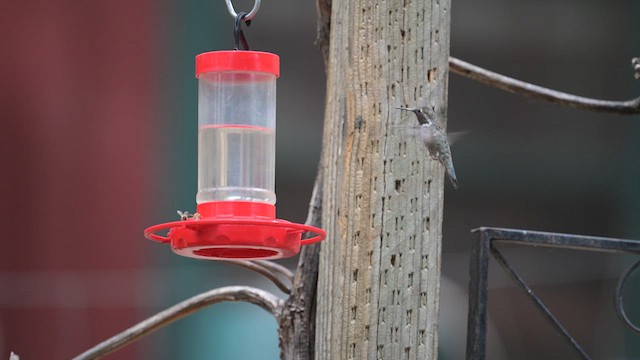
144 202 325 260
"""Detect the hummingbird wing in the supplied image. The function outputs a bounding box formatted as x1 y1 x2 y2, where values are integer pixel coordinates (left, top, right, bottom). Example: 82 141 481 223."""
446 131 468 146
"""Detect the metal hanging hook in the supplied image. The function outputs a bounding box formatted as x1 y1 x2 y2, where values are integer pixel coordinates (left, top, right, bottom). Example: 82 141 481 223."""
225 0 260 21
234 12 251 50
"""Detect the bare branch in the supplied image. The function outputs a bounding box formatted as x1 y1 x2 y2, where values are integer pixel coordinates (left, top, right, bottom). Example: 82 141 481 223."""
252 260 295 283
224 260 292 294
73 286 282 360
280 4 329 356
449 56 640 114
280 164 324 360
304 164 324 229
314 0 332 67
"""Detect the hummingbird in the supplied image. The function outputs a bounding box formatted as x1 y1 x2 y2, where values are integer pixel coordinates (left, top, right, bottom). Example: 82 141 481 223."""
397 107 459 189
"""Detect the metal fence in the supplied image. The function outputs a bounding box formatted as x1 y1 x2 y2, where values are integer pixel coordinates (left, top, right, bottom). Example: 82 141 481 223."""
465 227 640 359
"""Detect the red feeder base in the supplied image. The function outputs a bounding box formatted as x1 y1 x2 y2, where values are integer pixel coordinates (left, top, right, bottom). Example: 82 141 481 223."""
144 202 325 260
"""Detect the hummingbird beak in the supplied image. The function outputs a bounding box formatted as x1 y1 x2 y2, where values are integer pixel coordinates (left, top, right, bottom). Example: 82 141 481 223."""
397 107 418 112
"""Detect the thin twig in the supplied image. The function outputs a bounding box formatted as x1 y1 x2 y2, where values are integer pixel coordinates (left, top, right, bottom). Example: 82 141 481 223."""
224 260 292 294
73 286 282 360
253 260 295 283
449 56 640 114
304 165 324 229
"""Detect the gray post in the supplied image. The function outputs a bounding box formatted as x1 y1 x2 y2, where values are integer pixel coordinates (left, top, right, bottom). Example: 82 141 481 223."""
315 0 452 358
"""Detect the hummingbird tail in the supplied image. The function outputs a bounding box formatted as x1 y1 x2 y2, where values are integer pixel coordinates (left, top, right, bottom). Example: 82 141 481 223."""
448 174 459 190
445 164 459 190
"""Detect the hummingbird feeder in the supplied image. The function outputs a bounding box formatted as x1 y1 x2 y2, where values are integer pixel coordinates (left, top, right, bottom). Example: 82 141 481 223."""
144 1 325 260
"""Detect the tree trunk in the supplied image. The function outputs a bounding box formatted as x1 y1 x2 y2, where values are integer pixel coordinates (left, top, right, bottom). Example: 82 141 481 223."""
316 0 451 358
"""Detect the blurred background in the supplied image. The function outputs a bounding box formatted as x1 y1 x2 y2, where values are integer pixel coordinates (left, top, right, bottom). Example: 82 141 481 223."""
0 0 638 359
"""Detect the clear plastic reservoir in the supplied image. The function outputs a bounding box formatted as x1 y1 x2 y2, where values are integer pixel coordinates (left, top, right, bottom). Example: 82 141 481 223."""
196 51 279 205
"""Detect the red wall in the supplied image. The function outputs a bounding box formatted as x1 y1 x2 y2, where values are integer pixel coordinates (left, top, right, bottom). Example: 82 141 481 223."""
0 1 157 358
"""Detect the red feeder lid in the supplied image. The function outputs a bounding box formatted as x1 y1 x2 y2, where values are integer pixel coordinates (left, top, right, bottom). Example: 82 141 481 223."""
196 50 280 78
144 202 325 260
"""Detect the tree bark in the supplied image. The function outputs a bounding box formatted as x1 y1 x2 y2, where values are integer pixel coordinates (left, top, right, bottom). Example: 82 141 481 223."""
316 0 451 358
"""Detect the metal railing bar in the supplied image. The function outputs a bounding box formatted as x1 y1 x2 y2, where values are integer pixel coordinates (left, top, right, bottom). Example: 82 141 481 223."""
473 227 640 254
490 243 591 359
